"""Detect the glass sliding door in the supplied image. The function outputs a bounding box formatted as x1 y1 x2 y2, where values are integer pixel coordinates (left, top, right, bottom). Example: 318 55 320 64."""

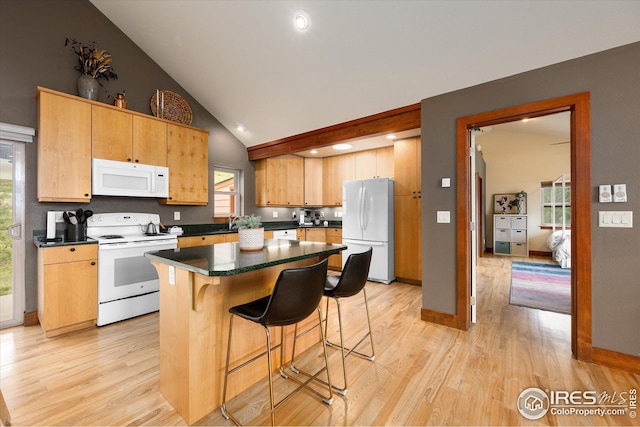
0 139 25 328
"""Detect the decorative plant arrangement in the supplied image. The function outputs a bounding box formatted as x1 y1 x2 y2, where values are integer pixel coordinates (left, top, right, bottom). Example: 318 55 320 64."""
232 215 264 251
509 190 527 214
65 37 117 100
232 214 262 230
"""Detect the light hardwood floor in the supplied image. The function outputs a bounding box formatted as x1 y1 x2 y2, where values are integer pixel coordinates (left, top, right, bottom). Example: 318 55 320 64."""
1 256 638 426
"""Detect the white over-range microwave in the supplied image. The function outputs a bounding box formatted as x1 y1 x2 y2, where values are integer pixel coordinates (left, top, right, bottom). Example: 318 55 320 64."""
92 158 169 198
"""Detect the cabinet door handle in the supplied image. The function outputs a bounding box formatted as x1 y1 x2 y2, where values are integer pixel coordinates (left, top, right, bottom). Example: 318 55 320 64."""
91 261 96 266
70 247 76 252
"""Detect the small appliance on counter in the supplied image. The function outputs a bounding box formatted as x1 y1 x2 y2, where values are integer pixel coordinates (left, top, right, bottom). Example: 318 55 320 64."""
299 208 314 226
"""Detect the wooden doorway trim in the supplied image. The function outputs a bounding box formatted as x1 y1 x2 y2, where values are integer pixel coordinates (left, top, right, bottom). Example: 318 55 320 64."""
456 92 592 361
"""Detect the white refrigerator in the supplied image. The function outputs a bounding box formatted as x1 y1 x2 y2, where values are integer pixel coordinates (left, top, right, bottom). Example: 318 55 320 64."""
342 178 395 284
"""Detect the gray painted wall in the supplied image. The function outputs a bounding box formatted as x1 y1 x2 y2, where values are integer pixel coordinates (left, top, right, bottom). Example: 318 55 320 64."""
421 42 640 357
0 0 257 313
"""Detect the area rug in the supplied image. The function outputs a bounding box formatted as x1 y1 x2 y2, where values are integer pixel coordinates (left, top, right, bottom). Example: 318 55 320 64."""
510 261 571 315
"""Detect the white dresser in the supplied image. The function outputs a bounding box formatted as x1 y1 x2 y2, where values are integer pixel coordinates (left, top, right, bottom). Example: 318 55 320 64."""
493 214 528 256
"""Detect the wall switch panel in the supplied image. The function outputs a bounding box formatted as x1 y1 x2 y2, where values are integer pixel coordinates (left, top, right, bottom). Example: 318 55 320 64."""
441 178 451 188
437 211 451 223
599 185 612 203
598 211 633 228
613 184 628 202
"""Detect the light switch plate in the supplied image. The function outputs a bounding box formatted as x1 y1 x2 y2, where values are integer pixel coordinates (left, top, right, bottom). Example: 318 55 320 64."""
441 178 451 188
598 211 633 228
437 211 451 223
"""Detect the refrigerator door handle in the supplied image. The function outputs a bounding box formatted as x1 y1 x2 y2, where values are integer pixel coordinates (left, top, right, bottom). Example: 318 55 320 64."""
343 239 385 247
362 185 368 231
358 186 364 232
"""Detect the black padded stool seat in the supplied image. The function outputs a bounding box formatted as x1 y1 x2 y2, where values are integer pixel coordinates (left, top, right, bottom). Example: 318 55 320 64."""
291 247 375 396
221 259 333 426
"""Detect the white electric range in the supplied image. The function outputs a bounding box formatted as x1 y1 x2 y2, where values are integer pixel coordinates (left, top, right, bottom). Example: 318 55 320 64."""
86 212 177 326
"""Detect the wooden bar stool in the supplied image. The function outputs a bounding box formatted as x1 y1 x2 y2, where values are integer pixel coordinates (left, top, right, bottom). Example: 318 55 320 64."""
292 247 374 396
221 259 333 426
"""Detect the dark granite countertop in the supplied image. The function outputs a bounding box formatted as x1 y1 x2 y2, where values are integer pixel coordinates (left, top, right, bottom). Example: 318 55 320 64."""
145 238 346 277
172 221 341 238
33 232 98 248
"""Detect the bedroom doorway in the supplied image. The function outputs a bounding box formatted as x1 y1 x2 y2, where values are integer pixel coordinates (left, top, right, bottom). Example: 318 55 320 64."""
456 92 592 361
475 113 571 317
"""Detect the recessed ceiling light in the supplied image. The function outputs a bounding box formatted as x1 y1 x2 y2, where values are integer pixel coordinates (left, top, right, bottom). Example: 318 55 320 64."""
386 134 397 140
333 143 352 151
521 118 530 123
310 149 318 155
235 123 246 132
294 10 311 31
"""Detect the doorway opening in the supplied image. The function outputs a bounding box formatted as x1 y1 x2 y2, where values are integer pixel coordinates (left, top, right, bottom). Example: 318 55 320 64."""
456 92 592 361
476 113 571 318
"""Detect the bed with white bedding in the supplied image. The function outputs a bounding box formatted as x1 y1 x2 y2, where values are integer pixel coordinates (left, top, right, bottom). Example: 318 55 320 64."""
546 230 571 268
546 173 571 268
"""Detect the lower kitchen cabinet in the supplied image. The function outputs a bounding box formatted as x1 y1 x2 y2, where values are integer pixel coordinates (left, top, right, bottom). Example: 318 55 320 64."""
394 195 422 284
177 231 273 248
37 244 98 337
178 234 226 248
325 227 343 271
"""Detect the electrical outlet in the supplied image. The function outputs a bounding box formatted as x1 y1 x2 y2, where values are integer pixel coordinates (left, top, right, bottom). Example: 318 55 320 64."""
272 211 278 218
169 266 175 286
174 211 180 220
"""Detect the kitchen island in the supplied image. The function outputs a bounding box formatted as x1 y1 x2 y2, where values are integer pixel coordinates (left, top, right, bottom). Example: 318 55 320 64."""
146 238 346 425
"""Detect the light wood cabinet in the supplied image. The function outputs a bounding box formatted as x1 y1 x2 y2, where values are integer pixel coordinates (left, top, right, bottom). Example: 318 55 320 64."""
93 108 167 166
393 137 422 283
304 158 323 206
132 115 167 166
37 244 98 337
178 234 226 248
325 227 343 271
394 138 421 196
304 227 325 243
355 146 394 179
178 231 273 248
91 105 133 162
164 124 209 205
37 89 92 202
255 155 304 206
37 87 205 204
323 153 355 206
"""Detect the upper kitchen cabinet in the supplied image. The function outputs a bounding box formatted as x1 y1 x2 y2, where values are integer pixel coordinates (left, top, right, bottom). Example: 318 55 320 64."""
37 88 92 203
304 158 323 206
163 124 209 205
255 155 304 206
92 106 167 166
323 153 355 206
354 146 394 179
393 137 421 197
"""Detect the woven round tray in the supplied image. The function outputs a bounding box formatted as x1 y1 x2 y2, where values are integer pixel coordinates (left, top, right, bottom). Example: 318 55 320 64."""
150 90 193 125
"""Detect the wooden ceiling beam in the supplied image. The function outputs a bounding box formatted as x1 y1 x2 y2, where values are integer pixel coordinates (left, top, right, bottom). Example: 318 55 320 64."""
247 103 421 160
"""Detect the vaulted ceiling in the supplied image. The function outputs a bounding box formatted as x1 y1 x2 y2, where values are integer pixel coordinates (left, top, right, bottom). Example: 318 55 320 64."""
91 1 640 148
